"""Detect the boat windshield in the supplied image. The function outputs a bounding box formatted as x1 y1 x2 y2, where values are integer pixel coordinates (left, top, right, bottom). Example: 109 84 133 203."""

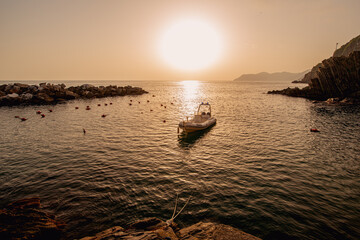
197 103 211 116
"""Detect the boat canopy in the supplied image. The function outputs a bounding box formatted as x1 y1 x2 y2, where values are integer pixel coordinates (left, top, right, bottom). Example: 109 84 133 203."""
197 102 211 116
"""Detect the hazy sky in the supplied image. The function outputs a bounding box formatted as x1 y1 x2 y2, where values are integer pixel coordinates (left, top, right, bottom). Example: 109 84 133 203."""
0 0 359 81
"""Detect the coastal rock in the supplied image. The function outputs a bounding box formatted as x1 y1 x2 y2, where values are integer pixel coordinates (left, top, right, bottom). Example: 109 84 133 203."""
79 218 261 240
0 83 148 107
179 222 261 240
268 49 360 102
34 92 55 104
0 198 65 240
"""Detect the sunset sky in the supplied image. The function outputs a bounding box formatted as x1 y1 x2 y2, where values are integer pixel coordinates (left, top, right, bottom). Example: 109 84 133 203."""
0 0 359 81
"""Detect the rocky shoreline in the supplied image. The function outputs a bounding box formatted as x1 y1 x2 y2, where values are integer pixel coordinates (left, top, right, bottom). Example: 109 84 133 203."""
0 198 261 240
268 34 360 103
0 83 148 107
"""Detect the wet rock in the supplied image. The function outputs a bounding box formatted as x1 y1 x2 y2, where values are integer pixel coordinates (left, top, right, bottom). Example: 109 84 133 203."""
0 198 64 240
80 218 261 240
179 222 261 240
34 92 55 104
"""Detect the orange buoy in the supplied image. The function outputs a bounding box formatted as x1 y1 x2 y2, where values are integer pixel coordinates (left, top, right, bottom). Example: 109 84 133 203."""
129 103 132 106
105 103 108 106
147 100 150 103
110 103 112 105
49 109 53 112
41 114 45 118
310 128 320 132
150 109 153 112
164 106 167 108
36 111 41 114
101 114 106 118
130 99 133 102
21 118 27 121
161 104 163 106
75 107 79 109
98 104 101 106
163 120 166 123
86 106 91 110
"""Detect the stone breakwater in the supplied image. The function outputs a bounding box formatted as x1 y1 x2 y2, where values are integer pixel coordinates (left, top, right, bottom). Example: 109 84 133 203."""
0 83 148 107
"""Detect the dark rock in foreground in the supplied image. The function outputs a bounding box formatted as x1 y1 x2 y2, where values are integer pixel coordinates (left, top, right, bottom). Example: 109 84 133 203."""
0 198 65 240
0 83 148 107
79 217 261 240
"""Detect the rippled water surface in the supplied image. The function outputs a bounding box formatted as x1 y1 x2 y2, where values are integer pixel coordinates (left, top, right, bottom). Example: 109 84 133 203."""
0 80 359 240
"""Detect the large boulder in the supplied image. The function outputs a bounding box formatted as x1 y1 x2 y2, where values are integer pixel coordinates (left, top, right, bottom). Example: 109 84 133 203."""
34 92 55 104
79 218 261 240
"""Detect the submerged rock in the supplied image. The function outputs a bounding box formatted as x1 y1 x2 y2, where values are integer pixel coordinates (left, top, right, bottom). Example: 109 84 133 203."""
0 198 65 240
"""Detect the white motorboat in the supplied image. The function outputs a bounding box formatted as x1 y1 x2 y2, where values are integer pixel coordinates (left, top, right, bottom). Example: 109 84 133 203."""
178 102 216 133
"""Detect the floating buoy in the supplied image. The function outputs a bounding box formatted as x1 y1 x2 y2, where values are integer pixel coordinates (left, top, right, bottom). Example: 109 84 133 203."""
129 103 132 106
147 100 150 103
152 95 155 97
48 109 53 112
130 100 133 102
163 120 166 123
161 104 163 106
310 128 320 132
83 128 86 134
164 106 167 108
110 103 112 105
21 118 27 121
141 112 143 114
15 116 20 118
150 109 153 112
36 111 41 114
41 114 45 118
105 103 108 106
98 104 101 106
138 101 140 104
101 114 107 118
75 107 79 109
171 102 174 105
86 106 91 110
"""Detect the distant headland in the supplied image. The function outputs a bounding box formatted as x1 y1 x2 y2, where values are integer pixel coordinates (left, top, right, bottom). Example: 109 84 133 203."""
268 34 360 104
234 70 309 82
0 83 148 107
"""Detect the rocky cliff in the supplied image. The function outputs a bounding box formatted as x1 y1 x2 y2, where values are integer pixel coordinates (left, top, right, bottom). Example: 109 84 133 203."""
269 35 360 102
292 35 360 84
333 35 360 57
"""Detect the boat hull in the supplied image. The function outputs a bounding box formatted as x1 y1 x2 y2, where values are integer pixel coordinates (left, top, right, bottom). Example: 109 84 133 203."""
179 118 216 133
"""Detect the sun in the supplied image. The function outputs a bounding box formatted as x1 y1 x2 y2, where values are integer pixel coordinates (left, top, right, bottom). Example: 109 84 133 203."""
160 19 222 71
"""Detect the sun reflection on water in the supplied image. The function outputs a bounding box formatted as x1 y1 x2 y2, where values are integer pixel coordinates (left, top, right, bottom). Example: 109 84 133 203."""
178 80 202 116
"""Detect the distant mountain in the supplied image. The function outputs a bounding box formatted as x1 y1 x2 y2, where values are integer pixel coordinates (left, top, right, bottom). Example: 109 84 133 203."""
234 71 309 82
